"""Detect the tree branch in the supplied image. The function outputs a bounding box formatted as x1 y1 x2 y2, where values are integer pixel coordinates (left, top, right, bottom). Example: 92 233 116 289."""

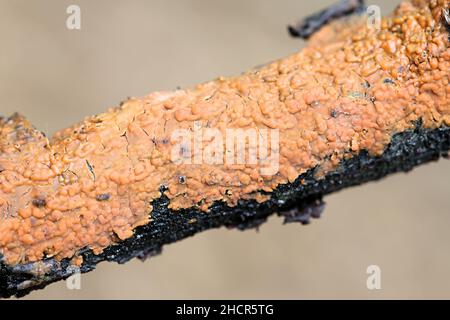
1 0 449 298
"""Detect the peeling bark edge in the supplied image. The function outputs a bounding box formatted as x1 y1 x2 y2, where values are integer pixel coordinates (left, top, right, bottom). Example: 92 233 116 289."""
288 0 366 39
1 123 449 298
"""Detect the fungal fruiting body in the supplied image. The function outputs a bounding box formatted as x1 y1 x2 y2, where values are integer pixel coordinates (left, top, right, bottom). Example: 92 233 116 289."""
0 0 449 295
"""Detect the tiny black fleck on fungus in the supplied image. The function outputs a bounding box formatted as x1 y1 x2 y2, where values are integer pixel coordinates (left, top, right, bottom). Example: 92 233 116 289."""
362 80 371 89
32 198 46 208
178 176 186 184
85 160 95 180
96 193 111 201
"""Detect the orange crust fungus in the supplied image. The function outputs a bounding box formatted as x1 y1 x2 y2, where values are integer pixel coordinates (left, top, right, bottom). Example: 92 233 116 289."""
0 0 449 266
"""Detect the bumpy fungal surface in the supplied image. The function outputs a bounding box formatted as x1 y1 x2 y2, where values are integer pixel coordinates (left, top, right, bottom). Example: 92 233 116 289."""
0 0 449 297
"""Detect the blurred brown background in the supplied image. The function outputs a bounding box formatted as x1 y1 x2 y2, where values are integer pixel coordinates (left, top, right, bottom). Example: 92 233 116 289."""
1 0 449 299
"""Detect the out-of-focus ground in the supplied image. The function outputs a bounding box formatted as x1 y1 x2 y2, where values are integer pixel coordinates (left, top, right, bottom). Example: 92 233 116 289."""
1 0 449 299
